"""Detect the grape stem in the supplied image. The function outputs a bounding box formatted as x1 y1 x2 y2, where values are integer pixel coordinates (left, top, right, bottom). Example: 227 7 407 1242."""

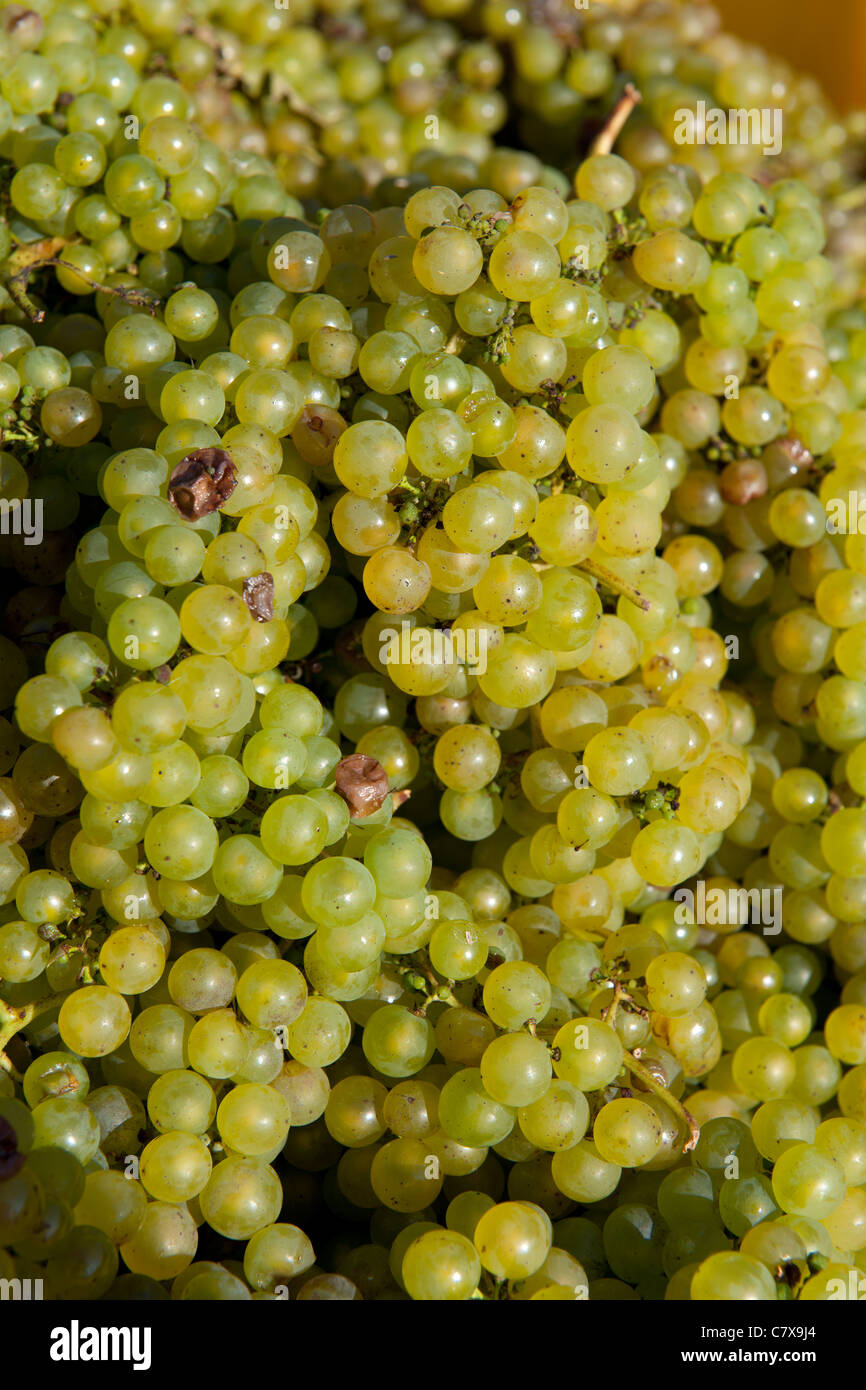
0 992 70 1072
577 556 651 611
590 83 642 157
51 262 162 312
4 236 70 321
4 239 161 320
623 1049 700 1153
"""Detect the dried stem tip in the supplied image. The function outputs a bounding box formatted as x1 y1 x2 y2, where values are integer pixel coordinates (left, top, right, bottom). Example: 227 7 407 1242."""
168 447 237 520
335 754 390 818
243 572 275 622
591 83 642 156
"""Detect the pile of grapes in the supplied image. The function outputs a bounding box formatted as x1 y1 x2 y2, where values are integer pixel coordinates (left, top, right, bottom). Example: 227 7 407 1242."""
1 0 866 1304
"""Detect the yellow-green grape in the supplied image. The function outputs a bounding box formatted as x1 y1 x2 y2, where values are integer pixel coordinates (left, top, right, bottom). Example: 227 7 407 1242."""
143 805 218 880
428 919 488 980
187 1009 249 1079
771 1143 846 1219
370 1137 444 1212
73 1171 147 1245
437 1067 514 1148
116 1194 196 1278
820 1187 866 1253
480 1033 552 1108
199 1157 282 1241
234 961 307 1028
552 1018 623 1090
243 1223 315 1293
147 1069 216 1135
823 1004 866 1064
333 420 407 498
674 766 741 834
689 1251 777 1300
839 1064 866 1119
645 952 707 1018
382 1081 440 1140
791 1045 842 1107
167 947 237 1014
324 1075 388 1148
361 1005 435 1078
583 728 651 796
260 796 329 867
814 1116 866 1186
731 1036 797 1103
413 226 483 296
98 926 166 995
592 1098 663 1167
758 994 813 1048
476 635 556 709
22 1053 89 1109
631 822 702 888
442 485 514 555
317 911 384 972
31 1096 101 1163
402 1228 481 1300
216 1083 291 1157
58 985 131 1057
473 1200 552 1279
482 961 551 1030
0 919 50 982
517 1081 589 1152
286 997 351 1067
771 768 828 823
139 1130 212 1201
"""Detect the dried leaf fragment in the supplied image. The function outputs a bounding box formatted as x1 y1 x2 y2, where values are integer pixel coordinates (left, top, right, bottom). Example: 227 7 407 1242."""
168 447 237 520
243 572 275 622
334 754 389 818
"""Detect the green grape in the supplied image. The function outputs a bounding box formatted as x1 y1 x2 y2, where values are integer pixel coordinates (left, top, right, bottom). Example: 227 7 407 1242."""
690 1251 776 1300
480 1033 552 1108
31 1096 101 1164
147 1069 216 1135
403 1228 480 1300
428 920 488 980
58 986 131 1058
144 805 218 880
771 1143 845 1219
236 960 307 1030
139 1131 212 1202
361 1005 435 1078
187 1010 249 1080
438 1067 514 1148
130 1004 193 1074
244 1223 315 1293
592 1099 662 1168
216 1084 291 1158
74 1170 146 1245
474 1200 552 1279
119 1201 198 1281
287 997 351 1068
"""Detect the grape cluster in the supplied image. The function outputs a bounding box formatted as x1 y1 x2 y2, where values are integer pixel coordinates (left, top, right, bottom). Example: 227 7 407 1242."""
1 0 866 1305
